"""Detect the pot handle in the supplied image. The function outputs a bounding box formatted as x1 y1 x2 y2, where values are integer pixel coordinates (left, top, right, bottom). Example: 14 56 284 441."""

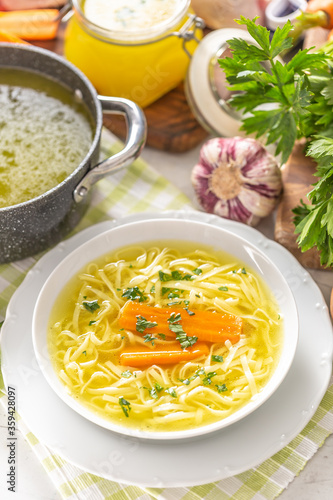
73 96 147 203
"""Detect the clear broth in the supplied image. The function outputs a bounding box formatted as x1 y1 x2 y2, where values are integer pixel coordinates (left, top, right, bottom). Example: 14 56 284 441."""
0 68 94 208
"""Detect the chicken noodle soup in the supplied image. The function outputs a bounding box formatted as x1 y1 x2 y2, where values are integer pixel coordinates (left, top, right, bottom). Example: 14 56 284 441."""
0 68 93 208
48 242 283 432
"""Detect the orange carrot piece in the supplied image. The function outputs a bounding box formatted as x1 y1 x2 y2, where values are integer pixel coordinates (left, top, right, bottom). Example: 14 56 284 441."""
120 342 209 367
0 29 29 44
119 301 242 344
0 9 59 40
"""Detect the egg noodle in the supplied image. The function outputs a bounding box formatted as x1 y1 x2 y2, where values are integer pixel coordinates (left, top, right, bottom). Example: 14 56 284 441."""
48 242 283 432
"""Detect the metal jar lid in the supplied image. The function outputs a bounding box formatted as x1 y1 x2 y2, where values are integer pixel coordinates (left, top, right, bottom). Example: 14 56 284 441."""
185 28 257 138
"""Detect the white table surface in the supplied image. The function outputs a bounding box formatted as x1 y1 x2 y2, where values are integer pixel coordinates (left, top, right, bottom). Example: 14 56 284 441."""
1 141 333 500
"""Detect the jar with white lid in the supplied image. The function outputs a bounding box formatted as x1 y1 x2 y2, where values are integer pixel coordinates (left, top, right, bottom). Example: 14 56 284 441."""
64 0 203 108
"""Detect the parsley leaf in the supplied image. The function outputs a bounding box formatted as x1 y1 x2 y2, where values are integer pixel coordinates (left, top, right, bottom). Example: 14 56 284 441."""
218 16 333 266
216 384 228 393
212 355 224 363
122 286 147 302
168 312 198 349
143 333 157 345
83 300 100 313
219 17 327 164
192 268 203 275
119 397 131 417
185 307 195 316
143 387 159 400
203 372 217 385
136 315 158 333
165 388 177 398
218 286 228 291
121 370 132 378
89 320 96 326
159 270 194 282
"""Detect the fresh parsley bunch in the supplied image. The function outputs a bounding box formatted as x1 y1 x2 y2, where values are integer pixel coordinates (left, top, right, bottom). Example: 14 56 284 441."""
219 17 333 266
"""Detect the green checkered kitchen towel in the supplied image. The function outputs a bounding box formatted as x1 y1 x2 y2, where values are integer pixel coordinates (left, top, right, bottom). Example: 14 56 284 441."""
0 128 333 500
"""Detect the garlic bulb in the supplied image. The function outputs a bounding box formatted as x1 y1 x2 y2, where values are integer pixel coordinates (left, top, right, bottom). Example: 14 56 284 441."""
191 137 282 226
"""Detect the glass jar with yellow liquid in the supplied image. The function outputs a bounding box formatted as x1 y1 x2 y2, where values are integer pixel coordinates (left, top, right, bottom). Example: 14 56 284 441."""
64 0 203 108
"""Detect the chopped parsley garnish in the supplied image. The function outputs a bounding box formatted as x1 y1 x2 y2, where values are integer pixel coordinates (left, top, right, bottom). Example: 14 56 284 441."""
168 290 180 299
143 333 157 345
154 382 164 393
278 314 281 320
119 397 131 417
150 285 155 294
144 387 159 399
89 320 96 326
212 355 223 363
169 312 181 322
170 270 183 280
241 267 247 274
193 268 203 275
203 372 217 385
159 271 172 282
185 307 195 316
165 388 177 398
121 370 132 378
122 286 147 302
129 264 133 268
158 333 166 340
218 286 228 292
159 270 194 282
167 301 181 306
82 350 87 356
117 288 121 292
195 294 200 298
216 384 228 393
168 312 197 349
83 300 100 313
183 300 190 306
136 315 158 333
179 367 204 385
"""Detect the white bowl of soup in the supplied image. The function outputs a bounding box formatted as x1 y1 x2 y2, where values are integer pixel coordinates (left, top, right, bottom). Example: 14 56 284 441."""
32 214 298 440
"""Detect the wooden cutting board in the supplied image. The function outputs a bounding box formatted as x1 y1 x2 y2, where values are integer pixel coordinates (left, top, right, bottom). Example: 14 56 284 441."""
274 141 324 269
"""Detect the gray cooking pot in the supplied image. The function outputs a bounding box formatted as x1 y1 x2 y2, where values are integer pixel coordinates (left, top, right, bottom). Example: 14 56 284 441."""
0 44 146 263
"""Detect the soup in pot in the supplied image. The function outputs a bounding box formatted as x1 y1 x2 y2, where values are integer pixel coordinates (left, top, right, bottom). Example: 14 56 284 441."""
0 68 94 209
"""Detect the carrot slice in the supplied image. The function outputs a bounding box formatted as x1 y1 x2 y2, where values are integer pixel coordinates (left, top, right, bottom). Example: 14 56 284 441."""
120 342 209 367
0 9 59 40
119 301 242 344
0 29 29 44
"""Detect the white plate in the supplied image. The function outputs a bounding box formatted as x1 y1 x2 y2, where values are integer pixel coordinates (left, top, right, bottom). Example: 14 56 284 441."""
1 211 332 488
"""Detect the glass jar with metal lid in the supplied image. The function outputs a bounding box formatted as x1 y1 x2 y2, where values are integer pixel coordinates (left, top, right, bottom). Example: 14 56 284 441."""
64 0 203 108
